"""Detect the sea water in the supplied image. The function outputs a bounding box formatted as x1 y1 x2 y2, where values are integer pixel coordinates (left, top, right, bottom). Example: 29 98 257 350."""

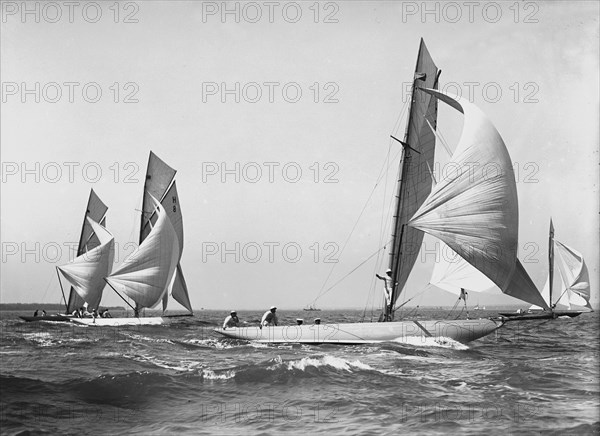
1 309 598 435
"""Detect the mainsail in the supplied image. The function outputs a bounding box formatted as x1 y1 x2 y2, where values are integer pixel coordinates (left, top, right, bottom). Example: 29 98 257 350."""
66 189 108 313
140 152 193 313
408 88 548 309
58 218 114 311
106 196 180 310
387 38 439 318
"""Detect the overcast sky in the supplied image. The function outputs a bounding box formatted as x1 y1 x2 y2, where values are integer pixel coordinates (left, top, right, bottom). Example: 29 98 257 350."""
1 1 598 311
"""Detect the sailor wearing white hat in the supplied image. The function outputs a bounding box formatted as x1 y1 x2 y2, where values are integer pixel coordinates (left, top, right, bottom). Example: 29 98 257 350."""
223 310 240 329
261 306 278 327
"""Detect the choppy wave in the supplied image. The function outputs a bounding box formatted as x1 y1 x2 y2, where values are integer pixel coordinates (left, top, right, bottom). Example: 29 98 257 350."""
1 309 598 435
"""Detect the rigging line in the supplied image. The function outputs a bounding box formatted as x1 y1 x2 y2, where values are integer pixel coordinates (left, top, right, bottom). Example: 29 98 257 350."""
314 146 403 301
318 243 390 300
371 142 397 298
322 98 410 306
553 288 570 308
425 118 453 157
394 284 430 319
392 94 411 136
377 142 404 253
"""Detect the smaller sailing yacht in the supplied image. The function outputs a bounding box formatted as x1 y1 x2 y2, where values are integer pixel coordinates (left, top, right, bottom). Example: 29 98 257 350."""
71 152 193 326
20 189 113 323
500 220 593 321
72 195 180 326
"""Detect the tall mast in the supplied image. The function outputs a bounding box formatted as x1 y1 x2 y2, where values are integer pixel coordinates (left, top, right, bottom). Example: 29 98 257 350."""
548 219 554 311
385 39 439 321
66 189 108 314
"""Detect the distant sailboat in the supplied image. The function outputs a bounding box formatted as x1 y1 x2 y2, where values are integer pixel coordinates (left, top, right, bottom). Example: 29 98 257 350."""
500 220 593 320
72 152 192 326
72 195 179 326
216 39 547 344
20 190 114 322
304 304 322 312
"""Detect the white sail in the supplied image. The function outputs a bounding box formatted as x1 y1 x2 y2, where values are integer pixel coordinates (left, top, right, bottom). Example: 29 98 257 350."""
107 195 180 310
58 218 114 310
430 242 499 296
408 88 548 309
67 189 108 314
160 181 192 313
140 152 177 242
171 264 193 312
530 272 569 310
554 240 592 310
142 153 193 314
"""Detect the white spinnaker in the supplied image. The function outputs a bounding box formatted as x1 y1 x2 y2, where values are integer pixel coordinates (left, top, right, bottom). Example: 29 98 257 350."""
554 240 592 309
107 195 180 309
409 89 547 309
430 242 500 296
58 218 114 310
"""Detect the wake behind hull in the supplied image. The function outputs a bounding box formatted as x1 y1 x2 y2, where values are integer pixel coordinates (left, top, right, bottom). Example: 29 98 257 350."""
70 317 169 326
215 318 504 344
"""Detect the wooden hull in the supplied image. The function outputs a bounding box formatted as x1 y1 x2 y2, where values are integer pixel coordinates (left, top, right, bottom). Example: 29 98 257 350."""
215 318 504 344
70 317 169 326
499 310 585 321
20 314 73 322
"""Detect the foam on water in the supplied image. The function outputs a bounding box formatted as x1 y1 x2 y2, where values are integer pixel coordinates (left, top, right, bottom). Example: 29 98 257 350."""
269 354 376 373
392 335 470 350
201 369 236 380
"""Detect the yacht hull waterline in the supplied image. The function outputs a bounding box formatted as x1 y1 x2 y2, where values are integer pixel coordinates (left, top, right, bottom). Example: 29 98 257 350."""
215 318 504 344
19 315 74 323
70 317 170 326
498 310 586 321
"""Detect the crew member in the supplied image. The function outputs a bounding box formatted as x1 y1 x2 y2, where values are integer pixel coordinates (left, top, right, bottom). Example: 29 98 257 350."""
375 269 395 306
261 306 278 326
223 311 240 329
